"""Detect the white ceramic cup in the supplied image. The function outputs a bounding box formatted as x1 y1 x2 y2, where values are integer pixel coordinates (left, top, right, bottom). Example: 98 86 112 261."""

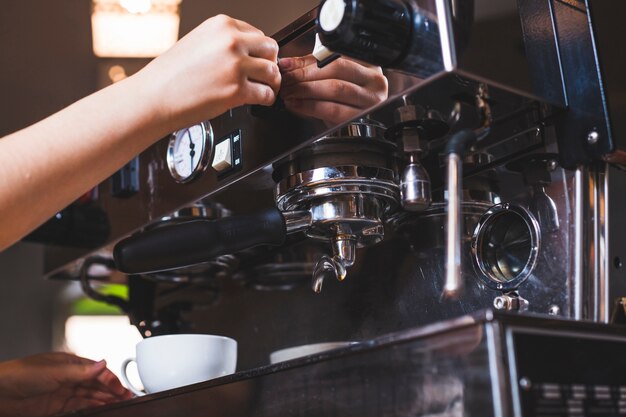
120 334 237 396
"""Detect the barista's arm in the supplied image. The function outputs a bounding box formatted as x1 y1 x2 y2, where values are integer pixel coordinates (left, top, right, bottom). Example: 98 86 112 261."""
0 15 280 251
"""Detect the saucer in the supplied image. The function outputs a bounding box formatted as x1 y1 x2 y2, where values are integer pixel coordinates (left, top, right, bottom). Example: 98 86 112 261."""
269 341 357 364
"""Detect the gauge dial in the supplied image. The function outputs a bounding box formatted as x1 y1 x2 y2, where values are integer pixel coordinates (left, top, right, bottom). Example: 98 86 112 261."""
167 122 213 183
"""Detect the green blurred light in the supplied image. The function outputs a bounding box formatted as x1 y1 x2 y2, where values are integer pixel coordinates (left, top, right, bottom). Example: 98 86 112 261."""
72 284 128 315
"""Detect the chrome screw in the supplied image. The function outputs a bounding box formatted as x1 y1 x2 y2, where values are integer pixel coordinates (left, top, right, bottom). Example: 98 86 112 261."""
547 160 558 172
548 305 560 315
519 377 532 391
587 130 600 145
493 295 509 310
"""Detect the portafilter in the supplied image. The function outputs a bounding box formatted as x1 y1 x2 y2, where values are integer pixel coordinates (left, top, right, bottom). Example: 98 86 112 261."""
113 120 400 293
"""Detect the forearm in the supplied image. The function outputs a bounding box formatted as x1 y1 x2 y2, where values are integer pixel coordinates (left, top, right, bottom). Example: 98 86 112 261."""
0 72 170 250
0 14 281 251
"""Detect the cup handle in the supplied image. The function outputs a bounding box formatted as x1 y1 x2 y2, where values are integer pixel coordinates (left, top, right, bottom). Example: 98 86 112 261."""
120 358 145 397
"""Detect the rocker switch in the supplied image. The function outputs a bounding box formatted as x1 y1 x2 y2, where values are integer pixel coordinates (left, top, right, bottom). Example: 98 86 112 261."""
212 138 232 172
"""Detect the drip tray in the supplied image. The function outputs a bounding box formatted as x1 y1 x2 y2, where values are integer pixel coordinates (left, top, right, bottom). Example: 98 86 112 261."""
66 311 626 417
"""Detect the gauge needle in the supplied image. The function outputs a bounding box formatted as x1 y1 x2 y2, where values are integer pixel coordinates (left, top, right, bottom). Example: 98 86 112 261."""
188 134 195 173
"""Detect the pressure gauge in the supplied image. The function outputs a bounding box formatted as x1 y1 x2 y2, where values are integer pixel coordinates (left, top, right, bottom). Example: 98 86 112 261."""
166 122 213 183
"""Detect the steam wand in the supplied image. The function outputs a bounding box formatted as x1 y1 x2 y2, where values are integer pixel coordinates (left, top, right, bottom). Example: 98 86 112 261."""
442 127 490 300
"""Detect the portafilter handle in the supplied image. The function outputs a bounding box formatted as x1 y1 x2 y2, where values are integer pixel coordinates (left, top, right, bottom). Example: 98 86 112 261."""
114 208 311 275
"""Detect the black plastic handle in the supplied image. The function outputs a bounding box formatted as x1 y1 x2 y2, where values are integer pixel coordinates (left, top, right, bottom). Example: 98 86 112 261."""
113 208 287 274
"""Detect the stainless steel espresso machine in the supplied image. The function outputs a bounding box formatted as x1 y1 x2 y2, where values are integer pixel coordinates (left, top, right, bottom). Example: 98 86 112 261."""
37 0 626 415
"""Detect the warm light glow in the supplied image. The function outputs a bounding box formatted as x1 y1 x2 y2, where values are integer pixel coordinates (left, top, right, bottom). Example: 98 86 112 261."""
91 0 181 58
108 64 128 82
120 0 153 14
65 315 144 389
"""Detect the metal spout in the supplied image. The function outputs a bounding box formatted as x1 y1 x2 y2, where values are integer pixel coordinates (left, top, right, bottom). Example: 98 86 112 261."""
400 154 431 212
332 235 356 272
311 235 357 292
312 255 347 293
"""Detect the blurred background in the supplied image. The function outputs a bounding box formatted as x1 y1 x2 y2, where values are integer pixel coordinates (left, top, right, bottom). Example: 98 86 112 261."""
0 0 316 381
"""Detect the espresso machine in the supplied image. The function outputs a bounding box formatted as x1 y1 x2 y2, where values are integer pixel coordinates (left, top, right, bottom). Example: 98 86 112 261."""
39 0 626 415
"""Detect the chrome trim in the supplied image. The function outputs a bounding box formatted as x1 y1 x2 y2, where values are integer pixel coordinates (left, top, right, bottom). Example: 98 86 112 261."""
507 325 626 345
276 166 398 199
573 167 585 320
444 153 463 298
486 323 507 417
505 327 523 417
435 0 457 71
593 165 610 322
282 211 312 235
317 119 387 140
602 164 610 322
275 166 400 212
471 203 541 291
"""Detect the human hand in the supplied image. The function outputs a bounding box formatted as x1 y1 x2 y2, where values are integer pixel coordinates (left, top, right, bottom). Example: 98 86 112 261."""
137 14 281 132
278 55 388 125
0 352 132 417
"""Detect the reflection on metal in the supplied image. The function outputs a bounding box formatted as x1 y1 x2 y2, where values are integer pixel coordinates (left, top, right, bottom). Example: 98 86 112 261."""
574 164 609 322
282 210 312 235
400 157 432 211
573 167 585 321
445 152 463 299
274 120 400 290
493 292 529 312
442 84 492 299
435 0 456 71
591 165 610 323
472 204 540 291
602 166 610 323
389 102 449 212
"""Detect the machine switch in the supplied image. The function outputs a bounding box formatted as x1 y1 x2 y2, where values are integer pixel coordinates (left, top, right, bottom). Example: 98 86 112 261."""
212 138 232 172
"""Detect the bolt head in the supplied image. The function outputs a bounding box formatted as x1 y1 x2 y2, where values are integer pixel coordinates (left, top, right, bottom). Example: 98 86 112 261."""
587 130 600 145
547 160 558 172
519 377 532 390
493 296 508 310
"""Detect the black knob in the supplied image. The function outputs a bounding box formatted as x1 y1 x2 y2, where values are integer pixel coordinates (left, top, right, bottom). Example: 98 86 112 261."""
317 0 412 66
317 0 443 77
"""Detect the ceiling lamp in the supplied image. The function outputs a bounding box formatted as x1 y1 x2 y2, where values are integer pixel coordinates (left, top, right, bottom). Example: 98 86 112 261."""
91 0 182 58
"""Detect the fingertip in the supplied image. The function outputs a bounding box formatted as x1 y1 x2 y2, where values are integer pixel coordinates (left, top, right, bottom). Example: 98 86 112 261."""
278 57 294 71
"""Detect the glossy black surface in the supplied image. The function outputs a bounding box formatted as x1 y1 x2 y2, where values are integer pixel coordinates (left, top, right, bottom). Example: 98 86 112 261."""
514 329 626 415
587 0 626 162
548 0 612 167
